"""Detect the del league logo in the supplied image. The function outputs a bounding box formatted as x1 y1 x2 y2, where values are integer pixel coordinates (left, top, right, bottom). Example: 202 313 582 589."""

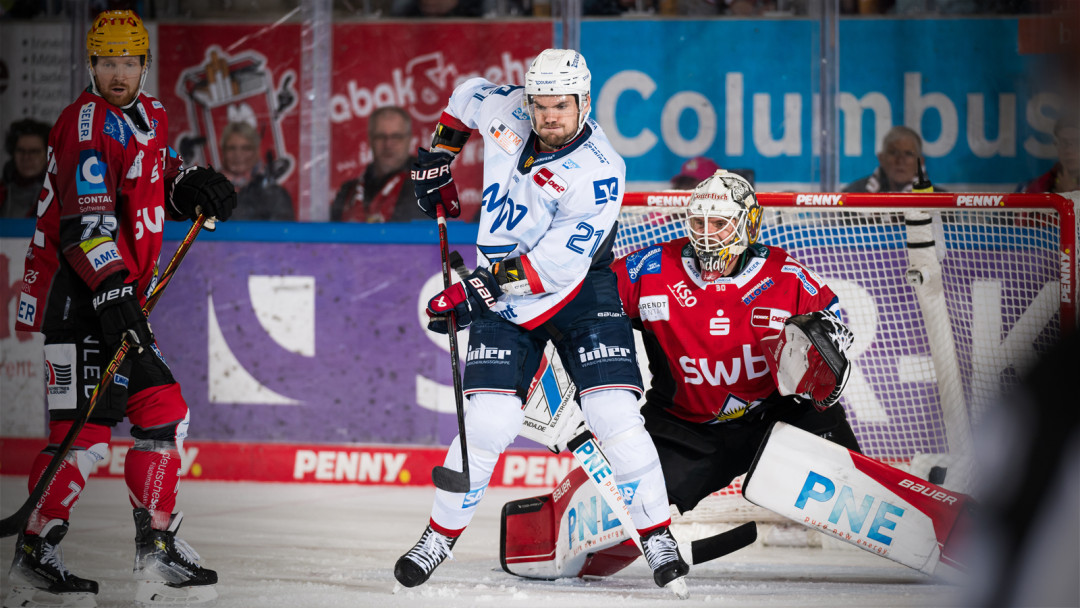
751 307 790 330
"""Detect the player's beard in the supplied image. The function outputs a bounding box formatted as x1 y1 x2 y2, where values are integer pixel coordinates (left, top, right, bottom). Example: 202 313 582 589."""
97 73 140 108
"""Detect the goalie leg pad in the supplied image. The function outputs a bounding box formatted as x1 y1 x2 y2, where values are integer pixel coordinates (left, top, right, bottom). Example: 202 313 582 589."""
501 466 638 579
744 422 974 576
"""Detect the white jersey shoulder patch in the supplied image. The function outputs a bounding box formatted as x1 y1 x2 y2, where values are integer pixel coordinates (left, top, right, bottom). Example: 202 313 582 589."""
488 118 524 155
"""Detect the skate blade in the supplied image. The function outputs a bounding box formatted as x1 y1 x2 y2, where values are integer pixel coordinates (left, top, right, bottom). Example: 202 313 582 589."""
664 576 690 600
134 580 218 606
2 585 97 608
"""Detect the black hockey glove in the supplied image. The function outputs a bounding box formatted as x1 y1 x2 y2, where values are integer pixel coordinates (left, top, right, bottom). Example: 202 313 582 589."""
412 148 460 219
426 266 502 334
92 275 153 351
171 166 237 224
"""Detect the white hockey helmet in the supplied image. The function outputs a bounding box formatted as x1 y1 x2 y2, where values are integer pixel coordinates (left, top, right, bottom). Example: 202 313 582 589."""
685 170 762 278
523 49 592 141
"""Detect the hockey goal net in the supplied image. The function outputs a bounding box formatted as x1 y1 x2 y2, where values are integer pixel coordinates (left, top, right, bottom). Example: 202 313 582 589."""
617 191 1078 525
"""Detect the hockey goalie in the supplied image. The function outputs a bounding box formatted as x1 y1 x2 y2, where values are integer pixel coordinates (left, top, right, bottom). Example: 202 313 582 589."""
500 170 975 584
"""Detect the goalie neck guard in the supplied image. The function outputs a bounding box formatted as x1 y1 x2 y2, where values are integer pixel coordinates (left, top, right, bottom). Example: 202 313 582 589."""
523 49 592 145
685 170 762 280
86 10 151 106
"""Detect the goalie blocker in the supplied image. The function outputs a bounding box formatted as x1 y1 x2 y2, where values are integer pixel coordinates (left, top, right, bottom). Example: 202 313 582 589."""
743 422 975 578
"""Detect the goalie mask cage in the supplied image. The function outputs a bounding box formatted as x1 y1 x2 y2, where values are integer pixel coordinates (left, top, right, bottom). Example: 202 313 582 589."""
617 191 1078 524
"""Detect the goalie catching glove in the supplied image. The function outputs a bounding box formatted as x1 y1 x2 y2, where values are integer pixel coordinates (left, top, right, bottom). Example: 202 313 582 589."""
170 166 237 226
761 311 854 411
426 265 503 333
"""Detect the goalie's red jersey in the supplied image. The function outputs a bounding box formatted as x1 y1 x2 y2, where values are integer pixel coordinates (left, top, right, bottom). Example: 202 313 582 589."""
15 90 183 333
613 238 840 424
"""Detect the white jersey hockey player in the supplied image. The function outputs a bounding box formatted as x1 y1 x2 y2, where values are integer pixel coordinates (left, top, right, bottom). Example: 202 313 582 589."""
395 49 689 597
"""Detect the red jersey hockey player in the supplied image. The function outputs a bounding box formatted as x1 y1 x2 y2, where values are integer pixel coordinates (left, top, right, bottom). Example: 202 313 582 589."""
612 170 860 517
10 10 235 607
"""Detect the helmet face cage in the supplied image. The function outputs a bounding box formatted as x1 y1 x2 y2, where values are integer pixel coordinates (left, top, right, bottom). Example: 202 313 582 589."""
685 170 762 274
523 49 592 142
86 10 151 102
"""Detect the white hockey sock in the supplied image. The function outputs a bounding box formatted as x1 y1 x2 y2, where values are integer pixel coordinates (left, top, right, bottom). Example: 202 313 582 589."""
430 392 524 531
581 389 671 531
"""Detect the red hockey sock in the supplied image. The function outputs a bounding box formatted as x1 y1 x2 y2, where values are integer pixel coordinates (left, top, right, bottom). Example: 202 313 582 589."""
125 445 181 530
25 421 111 534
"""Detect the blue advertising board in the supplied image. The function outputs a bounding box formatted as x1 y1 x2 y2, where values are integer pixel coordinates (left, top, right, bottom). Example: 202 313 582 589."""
582 18 1062 188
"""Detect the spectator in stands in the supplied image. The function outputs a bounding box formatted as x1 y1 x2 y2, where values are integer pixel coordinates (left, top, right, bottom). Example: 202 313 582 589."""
219 121 295 221
1019 116 1078 194
331 106 427 223
391 0 482 17
1 118 51 218
843 125 944 193
671 156 722 190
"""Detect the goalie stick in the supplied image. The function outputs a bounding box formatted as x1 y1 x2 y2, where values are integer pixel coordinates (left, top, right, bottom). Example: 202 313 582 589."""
429 206 471 493
0 215 214 538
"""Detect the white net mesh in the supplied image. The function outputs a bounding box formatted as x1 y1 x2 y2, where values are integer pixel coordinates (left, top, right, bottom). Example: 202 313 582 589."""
618 192 1077 524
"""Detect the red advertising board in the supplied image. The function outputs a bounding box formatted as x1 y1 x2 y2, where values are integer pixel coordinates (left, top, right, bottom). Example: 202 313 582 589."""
0 438 574 489
156 22 549 221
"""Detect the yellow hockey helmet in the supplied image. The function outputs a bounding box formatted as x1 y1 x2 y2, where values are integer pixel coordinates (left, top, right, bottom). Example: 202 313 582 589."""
87 10 149 59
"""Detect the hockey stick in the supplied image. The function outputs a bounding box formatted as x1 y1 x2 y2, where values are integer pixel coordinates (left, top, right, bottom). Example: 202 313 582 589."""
430 206 471 493
0 215 213 538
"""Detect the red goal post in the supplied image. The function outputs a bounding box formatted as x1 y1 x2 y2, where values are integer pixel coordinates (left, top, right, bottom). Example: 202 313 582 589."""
616 191 1077 522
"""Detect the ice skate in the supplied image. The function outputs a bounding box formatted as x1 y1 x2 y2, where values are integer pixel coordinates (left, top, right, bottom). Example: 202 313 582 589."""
641 526 690 599
4 519 98 608
132 508 218 606
393 525 457 589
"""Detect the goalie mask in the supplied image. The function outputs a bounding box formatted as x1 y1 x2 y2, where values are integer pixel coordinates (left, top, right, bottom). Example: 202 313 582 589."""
523 49 592 146
86 10 151 107
685 170 762 280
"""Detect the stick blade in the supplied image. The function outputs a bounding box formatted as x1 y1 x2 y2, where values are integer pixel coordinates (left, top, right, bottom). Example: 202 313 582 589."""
689 521 757 565
431 466 471 493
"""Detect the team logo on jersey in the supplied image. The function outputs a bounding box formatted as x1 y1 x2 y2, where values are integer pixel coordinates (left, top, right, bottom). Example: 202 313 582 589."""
78 103 95 142
76 150 107 195
489 119 523 155
639 295 669 322
750 307 790 330
562 159 580 170
103 111 131 147
625 247 662 282
478 243 519 263
512 107 530 121
152 100 164 109
533 167 568 199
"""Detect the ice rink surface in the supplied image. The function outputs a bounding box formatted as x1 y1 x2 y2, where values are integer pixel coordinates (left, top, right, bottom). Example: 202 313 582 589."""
0 478 964 607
